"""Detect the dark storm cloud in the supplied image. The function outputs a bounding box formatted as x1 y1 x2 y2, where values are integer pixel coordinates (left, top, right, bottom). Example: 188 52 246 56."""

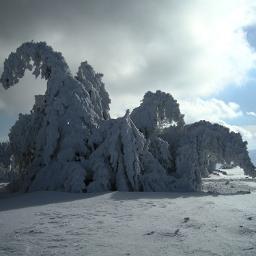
0 0 165 44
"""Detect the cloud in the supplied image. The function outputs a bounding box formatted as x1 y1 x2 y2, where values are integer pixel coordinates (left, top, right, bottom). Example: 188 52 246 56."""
225 124 256 150
179 98 243 124
0 72 46 115
179 98 256 150
0 1 256 116
246 111 256 117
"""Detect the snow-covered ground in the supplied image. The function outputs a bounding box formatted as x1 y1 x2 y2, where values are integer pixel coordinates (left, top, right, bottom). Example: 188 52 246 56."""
202 166 256 194
1 176 256 256
206 166 250 180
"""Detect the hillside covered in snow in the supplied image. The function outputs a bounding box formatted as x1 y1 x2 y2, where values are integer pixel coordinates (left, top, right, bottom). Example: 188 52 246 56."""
0 41 255 193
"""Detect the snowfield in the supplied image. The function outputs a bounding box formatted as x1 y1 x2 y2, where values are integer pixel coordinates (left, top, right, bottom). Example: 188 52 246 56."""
1 176 256 256
202 166 256 194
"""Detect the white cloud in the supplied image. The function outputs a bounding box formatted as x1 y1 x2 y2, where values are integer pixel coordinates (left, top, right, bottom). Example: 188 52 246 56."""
179 98 243 124
1 1 256 118
0 71 46 115
225 124 256 150
246 111 256 117
179 97 256 150
101 0 256 99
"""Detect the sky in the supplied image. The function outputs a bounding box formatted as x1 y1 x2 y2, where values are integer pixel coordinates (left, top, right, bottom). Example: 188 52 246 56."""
0 0 256 149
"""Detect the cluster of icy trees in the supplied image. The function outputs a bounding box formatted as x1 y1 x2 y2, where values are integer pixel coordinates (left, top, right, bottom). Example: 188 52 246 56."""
0 42 255 192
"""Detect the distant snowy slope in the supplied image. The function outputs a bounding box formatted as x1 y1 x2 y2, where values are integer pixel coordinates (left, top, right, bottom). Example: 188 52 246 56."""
249 150 256 166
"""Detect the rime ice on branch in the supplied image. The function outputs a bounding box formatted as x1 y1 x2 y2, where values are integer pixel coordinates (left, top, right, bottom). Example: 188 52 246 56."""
1 41 255 193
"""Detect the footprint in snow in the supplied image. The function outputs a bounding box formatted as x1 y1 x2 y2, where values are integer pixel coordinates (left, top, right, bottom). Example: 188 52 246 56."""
144 229 181 237
183 217 190 223
144 231 155 236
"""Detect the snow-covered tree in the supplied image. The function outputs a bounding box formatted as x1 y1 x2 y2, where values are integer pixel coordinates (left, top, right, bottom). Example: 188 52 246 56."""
130 91 184 175
173 121 256 190
131 90 185 138
75 61 110 120
1 41 255 193
132 93 255 191
184 121 254 176
84 111 177 192
1 42 110 192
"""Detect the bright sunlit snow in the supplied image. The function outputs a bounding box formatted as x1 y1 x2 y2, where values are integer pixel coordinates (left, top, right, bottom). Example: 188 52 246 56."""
1 182 256 256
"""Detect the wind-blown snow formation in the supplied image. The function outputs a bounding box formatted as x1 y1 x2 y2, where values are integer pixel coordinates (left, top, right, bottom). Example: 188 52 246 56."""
1 41 255 192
